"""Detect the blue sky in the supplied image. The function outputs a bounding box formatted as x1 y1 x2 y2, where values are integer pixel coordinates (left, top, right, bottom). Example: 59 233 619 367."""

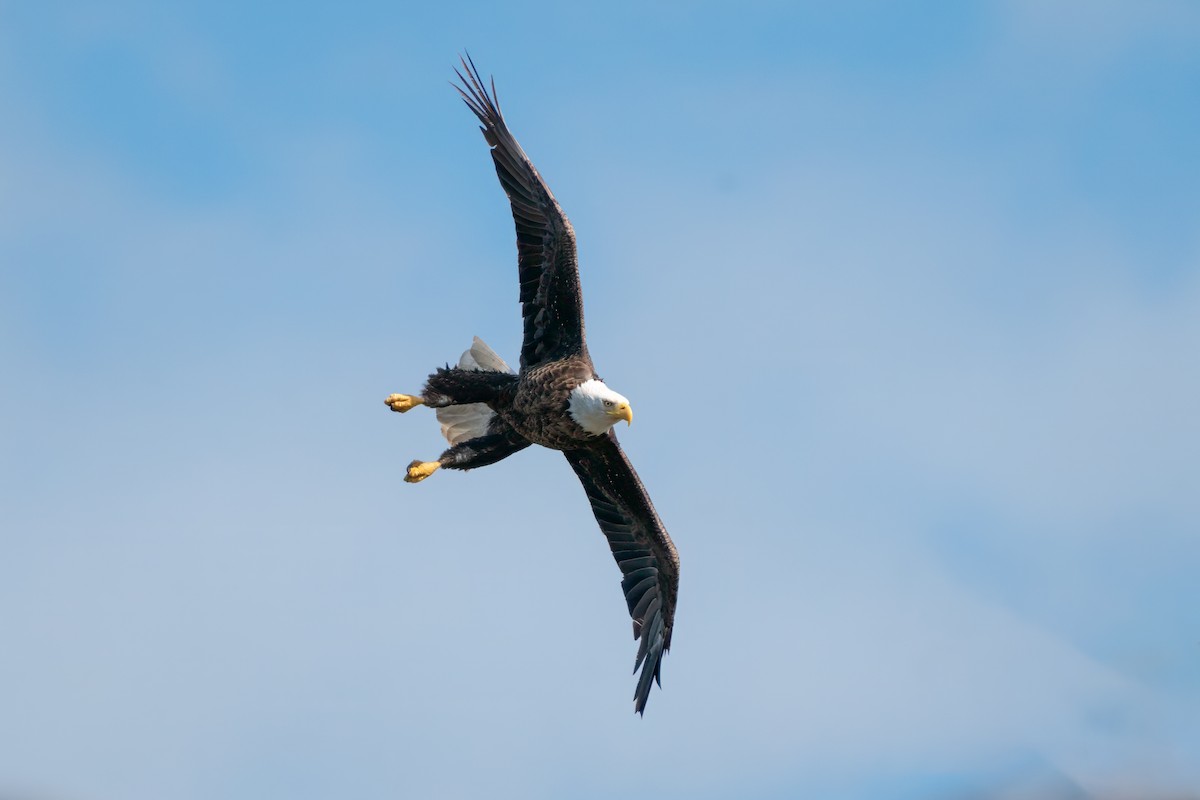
2 2 1199 799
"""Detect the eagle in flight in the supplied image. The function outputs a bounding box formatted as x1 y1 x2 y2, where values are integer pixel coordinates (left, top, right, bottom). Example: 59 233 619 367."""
385 56 680 714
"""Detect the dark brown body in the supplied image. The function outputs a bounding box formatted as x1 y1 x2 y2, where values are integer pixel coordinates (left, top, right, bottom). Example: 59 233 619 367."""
421 354 600 456
503 358 597 449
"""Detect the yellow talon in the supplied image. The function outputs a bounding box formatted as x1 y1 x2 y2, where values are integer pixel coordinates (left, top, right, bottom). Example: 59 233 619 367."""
405 460 441 484
386 393 425 413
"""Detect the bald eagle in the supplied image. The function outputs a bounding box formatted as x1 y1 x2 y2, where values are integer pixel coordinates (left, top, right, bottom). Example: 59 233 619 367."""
384 56 679 714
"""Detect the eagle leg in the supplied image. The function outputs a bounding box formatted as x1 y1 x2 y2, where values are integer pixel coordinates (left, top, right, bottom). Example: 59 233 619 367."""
385 393 426 413
437 432 531 471
404 459 441 483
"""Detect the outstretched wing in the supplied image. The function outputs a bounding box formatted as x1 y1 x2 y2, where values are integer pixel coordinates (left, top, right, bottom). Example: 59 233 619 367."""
453 55 589 371
564 432 680 715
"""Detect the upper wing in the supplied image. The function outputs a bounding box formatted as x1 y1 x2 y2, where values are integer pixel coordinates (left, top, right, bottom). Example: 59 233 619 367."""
564 432 680 715
454 55 589 371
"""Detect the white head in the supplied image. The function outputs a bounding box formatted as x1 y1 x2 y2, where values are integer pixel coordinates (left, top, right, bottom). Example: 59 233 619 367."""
567 379 633 435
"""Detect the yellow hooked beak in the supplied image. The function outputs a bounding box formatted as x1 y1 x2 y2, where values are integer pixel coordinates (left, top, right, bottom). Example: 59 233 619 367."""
608 402 633 426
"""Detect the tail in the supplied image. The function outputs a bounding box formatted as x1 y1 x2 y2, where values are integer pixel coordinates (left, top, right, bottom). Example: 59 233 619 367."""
456 336 511 373
436 337 514 445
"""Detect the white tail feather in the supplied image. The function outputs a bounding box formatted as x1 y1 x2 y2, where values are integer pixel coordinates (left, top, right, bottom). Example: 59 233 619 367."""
436 337 513 446
437 404 495 445
462 336 511 373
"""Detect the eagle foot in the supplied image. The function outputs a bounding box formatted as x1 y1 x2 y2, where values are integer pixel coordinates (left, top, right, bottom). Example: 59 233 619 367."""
385 393 425 413
404 460 441 484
